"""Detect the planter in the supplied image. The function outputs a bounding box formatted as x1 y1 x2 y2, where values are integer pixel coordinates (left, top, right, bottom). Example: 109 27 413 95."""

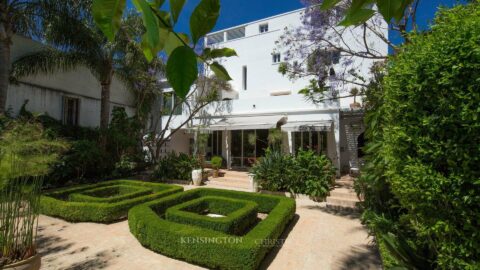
191 169 203 186
4 254 41 270
213 169 219 178
248 173 259 192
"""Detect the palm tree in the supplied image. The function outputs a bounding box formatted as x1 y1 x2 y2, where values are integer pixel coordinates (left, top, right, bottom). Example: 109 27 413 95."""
11 0 137 147
0 0 47 115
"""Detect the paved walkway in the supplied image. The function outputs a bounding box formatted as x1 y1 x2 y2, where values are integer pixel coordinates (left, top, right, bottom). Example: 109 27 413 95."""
37 186 382 270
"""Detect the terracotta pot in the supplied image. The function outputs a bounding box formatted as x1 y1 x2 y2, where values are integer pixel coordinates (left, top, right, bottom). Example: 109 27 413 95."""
4 254 41 270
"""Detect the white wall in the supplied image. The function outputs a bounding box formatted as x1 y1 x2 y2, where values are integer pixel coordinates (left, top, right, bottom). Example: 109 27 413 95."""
204 8 387 110
7 35 136 127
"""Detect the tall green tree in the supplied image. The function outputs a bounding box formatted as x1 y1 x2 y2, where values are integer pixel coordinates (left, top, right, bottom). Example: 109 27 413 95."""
0 0 48 115
11 0 141 147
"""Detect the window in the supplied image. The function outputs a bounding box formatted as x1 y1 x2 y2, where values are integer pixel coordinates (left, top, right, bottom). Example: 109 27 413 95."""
272 53 281 63
206 131 223 160
62 96 79 126
226 27 245 41
242 66 247 90
259 23 269 33
293 131 328 155
162 92 183 115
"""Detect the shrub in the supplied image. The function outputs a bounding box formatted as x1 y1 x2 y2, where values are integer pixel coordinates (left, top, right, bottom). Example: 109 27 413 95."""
128 188 296 270
211 156 222 170
359 2 480 268
153 152 200 181
68 184 152 203
40 180 183 223
251 149 335 198
165 196 258 235
250 149 294 191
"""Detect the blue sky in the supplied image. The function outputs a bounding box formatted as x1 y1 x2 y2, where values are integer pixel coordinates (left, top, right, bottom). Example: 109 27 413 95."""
129 0 464 44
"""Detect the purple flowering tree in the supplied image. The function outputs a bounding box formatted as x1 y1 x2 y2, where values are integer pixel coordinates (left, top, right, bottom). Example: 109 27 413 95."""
276 0 420 103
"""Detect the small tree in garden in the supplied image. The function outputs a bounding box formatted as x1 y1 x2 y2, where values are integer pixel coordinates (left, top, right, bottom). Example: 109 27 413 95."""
276 0 421 103
357 2 480 268
144 74 233 163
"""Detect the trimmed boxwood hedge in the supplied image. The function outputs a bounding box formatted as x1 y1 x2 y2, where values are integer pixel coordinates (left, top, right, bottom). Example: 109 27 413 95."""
69 184 153 203
128 188 296 270
41 180 183 223
165 196 258 235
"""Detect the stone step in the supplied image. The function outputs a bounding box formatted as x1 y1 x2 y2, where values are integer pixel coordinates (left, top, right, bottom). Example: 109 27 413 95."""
203 183 252 192
208 176 250 185
326 196 359 208
334 180 355 188
329 188 358 199
206 179 251 189
220 170 250 177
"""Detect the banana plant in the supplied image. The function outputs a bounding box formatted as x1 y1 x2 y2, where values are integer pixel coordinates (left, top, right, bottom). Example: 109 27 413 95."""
92 0 236 99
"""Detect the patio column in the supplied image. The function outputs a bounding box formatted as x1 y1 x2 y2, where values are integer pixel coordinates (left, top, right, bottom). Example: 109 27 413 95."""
225 129 231 169
287 131 293 154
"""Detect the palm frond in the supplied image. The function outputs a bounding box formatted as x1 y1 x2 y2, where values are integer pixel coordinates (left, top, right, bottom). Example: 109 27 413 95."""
10 49 87 79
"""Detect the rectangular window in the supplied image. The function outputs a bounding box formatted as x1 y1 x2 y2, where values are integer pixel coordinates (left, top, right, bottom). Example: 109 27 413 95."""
272 53 281 63
62 96 79 126
242 66 247 90
226 27 245 41
293 131 328 155
162 92 183 115
259 23 269 33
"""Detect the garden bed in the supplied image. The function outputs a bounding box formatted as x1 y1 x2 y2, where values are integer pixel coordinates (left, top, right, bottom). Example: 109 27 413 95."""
40 180 183 223
128 188 296 270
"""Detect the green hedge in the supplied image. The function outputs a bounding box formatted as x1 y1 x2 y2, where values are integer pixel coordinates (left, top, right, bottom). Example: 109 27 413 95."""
41 180 183 223
68 184 153 203
128 188 296 270
165 196 258 235
358 2 480 268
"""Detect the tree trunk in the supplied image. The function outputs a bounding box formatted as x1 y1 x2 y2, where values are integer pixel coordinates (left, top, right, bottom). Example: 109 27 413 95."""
99 76 112 150
0 38 10 115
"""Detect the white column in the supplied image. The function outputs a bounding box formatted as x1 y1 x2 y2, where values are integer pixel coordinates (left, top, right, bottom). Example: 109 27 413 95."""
225 130 231 169
287 131 293 154
334 113 341 177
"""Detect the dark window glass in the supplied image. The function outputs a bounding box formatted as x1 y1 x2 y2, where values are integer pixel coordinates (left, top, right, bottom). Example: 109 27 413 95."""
63 97 79 126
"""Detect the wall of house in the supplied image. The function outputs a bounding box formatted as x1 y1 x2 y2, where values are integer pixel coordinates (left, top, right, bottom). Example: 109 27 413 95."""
7 35 135 127
204 8 388 110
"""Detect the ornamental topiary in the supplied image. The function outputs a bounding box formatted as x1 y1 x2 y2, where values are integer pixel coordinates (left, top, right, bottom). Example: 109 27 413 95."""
41 180 183 223
128 188 296 270
378 2 480 268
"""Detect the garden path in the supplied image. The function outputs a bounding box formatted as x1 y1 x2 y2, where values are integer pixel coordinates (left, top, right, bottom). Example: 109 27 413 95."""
37 185 381 270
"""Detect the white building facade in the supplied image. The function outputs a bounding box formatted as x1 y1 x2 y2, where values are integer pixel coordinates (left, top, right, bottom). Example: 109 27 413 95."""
159 8 388 174
6 35 135 127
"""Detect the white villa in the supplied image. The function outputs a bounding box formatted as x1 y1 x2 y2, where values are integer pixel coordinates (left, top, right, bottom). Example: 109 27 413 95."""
161 8 387 175
5 8 387 175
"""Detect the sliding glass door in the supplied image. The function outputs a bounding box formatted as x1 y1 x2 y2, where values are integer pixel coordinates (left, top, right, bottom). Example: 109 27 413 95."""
230 129 271 168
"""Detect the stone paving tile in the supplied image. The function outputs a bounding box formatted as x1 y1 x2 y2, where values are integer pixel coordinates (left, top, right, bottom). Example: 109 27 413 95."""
37 185 381 270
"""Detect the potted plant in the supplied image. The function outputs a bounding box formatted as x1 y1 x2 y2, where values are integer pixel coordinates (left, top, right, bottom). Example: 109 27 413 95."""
0 121 68 270
211 156 222 178
191 156 203 186
1 176 43 270
349 87 362 110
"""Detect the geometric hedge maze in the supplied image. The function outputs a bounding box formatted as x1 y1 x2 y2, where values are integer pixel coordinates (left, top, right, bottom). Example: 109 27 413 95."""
128 188 296 270
40 180 183 223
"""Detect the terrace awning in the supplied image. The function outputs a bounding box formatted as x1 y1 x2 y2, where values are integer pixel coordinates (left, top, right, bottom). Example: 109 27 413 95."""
281 120 332 132
208 115 287 131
